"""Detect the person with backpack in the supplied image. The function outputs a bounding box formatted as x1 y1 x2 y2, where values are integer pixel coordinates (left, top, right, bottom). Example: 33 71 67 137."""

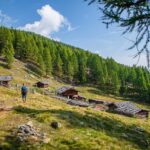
21 83 28 102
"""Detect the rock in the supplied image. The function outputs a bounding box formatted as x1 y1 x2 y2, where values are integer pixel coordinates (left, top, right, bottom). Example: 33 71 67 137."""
29 136 39 142
40 133 46 138
43 137 50 144
27 121 33 127
17 136 25 142
24 127 31 134
15 122 48 144
41 133 47 138
51 121 62 129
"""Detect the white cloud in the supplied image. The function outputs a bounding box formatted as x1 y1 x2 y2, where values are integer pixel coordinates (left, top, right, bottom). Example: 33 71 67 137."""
19 4 73 38
0 10 16 26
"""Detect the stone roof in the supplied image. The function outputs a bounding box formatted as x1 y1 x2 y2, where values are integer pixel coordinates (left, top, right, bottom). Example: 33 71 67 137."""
37 81 49 85
56 86 78 94
67 100 89 107
0 76 13 81
113 102 142 116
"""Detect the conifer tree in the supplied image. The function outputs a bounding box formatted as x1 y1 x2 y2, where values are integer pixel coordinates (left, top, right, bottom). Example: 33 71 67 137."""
72 53 79 81
54 53 63 78
112 72 120 94
86 0 150 67
14 31 26 59
43 48 52 75
0 27 12 55
78 52 87 83
37 54 45 76
2 41 14 68
0 27 149 102
67 60 74 82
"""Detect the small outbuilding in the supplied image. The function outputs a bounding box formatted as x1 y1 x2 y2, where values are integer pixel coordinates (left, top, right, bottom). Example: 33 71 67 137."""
88 99 105 104
36 81 49 88
67 100 90 107
0 76 13 87
56 86 79 99
67 100 89 107
107 101 149 118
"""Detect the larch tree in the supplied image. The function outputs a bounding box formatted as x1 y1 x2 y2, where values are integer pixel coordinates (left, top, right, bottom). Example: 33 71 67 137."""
43 48 52 76
78 52 87 83
72 52 79 82
37 54 45 76
85 0 150 67
54 53 63 78
0 27 149 102
2 41 14 68
112 71 121 94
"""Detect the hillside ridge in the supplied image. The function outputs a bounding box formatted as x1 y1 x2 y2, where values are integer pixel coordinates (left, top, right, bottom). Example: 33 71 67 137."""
0 27 149 102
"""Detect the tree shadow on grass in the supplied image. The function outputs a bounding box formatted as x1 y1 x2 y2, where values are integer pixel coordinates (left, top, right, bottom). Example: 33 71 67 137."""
87 88 141 103
87 88 150 106
87 88 116 98
13 106 150 149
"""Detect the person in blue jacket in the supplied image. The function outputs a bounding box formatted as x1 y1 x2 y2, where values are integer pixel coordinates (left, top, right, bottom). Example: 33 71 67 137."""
21 83 28 102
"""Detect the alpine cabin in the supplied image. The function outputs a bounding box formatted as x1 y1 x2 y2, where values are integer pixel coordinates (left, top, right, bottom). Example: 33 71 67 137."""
0 76 13 87
36 81 49 88
107 102 149 118
56 86 78 99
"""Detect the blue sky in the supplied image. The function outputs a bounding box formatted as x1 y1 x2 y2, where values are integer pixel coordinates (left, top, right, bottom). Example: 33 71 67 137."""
0 0 147 66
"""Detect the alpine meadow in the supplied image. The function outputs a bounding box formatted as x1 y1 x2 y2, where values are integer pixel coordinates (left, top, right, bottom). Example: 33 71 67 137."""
0 27 149 101
0 1 150 150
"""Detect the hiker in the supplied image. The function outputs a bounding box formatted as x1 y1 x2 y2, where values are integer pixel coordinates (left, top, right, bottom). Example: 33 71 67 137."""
21 83 28 102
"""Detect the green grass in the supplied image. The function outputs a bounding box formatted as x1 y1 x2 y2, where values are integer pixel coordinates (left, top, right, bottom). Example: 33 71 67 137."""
0 86 150 150
0 59 150 150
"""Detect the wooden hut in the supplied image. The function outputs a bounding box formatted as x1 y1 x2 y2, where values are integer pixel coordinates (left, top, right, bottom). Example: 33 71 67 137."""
36 81 49 88
107 102 149 118
0 76 13 87
56 86 78 99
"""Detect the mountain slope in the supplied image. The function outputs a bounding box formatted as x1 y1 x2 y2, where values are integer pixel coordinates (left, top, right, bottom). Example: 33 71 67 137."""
0 27 149 102
0 59 150 150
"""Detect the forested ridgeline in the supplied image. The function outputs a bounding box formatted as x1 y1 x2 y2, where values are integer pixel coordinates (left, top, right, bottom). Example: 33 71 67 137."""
0 27 149 101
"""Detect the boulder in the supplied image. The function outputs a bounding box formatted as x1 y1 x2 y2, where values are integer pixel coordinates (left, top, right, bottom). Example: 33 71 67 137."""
15 122 49 144
43 137 51 144
27 121 33 127
51 121 62 129
17 136 25 142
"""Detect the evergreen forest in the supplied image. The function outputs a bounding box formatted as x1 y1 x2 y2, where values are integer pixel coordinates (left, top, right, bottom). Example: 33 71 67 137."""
0 27 149 102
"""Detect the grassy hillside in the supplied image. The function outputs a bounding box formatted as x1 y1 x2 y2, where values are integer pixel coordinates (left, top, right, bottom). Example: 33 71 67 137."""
0 58 64 88
0 59 150 150
1 27 150 102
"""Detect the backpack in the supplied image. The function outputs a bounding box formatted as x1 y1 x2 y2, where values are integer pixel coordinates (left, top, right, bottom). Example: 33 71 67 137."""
21 86 27 94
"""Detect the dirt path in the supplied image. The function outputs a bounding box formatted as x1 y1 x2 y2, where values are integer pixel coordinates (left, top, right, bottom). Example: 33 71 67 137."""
0 111 10 119
0 107 13 119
